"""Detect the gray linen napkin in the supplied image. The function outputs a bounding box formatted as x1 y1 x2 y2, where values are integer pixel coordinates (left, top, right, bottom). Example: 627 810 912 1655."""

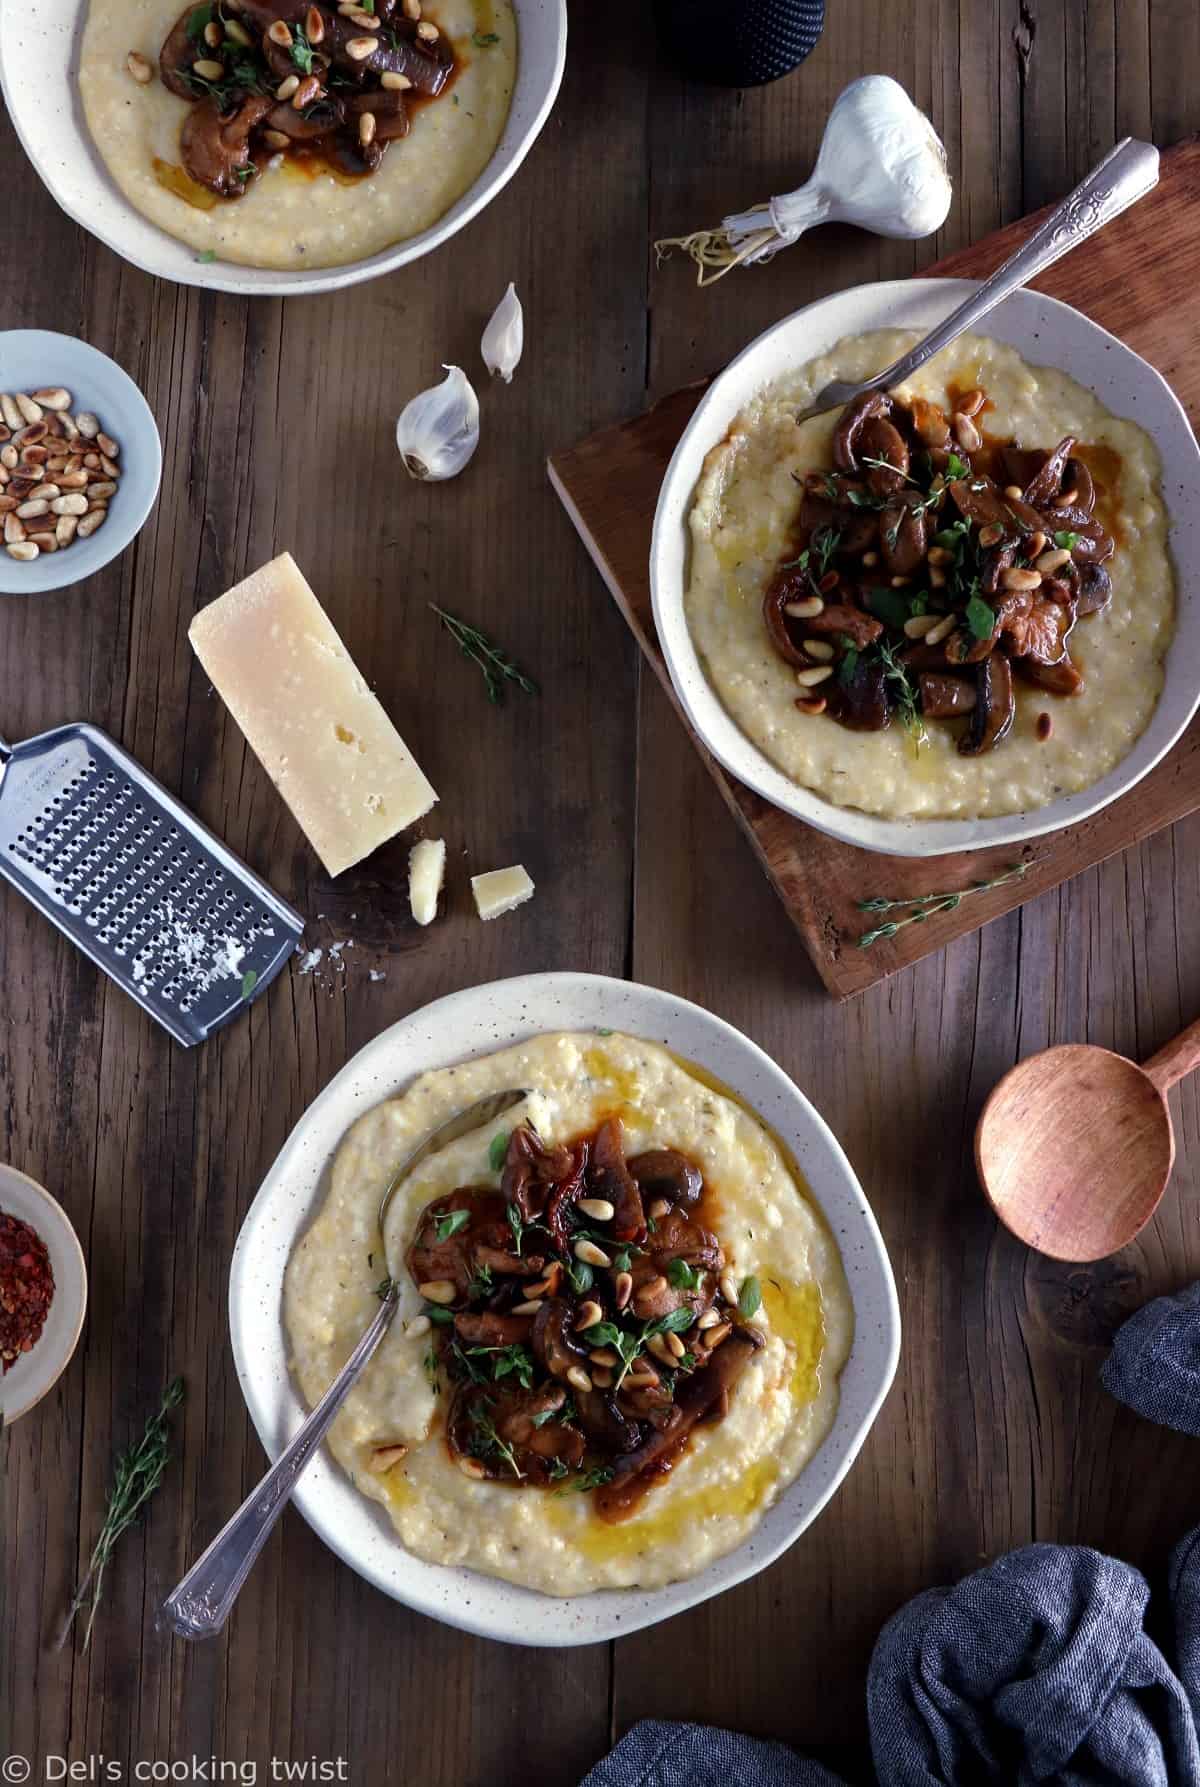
582 1283 1200 1787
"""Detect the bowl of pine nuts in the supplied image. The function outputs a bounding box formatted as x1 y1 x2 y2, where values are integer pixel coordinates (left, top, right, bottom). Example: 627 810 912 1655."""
0 331 162 596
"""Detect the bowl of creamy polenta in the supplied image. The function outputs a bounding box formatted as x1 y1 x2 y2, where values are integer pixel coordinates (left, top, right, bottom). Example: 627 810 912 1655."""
229 973 900 1644
1 0 566 294
651 280 1200 857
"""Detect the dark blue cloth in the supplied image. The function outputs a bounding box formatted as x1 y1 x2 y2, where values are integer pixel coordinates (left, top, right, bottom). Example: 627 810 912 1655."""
583 1285 1200 1787
1101 1280 1200 1437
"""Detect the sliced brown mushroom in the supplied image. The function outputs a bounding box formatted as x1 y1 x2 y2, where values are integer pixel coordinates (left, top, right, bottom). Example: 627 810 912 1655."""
530 1299 590 1383
762 568 817 669
801 602 884 650
1022 436 1076 508
1003 593 1075 665
908 396 951 449
263 97 344 142
959 652 1015 755
918 673 977 719
181 94 274 196
1073 560 1112 616
453 1310 534 1348
627 1149 703 1210
1063 457 1096 514
159 7 207 99
832 391 893 475
879 495 928 576
1017 654 1086 697
858 414 910 496
588 1117 647 1244
824 657 891 731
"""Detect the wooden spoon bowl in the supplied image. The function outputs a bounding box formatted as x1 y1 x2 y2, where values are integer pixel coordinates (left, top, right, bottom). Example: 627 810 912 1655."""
975 1019 1200 1262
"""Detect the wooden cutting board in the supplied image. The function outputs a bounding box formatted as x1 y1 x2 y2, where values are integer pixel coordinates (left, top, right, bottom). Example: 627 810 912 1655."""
548 140 1200 999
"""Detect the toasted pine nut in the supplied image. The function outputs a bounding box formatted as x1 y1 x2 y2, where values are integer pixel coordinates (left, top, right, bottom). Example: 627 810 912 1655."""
293 74 322 108
75 412 99 438
977 523 1005 548
456 1454 486 1480
952 413 982 452
76 510 107 537
802 638 835 661
96 432 120 459
635 1274 669 1308
665 1331 686 1359
224 17 253 45
647 1333 675 1366
566 1365 593 1394
0 496 15 513
15 394 43 425
127 50 155 82
1000 566 1042 592
15 421 47 447
783 595 823 619
1026 530 1047 559
52 495 89 517
28 484 60 503
0 396 21 431
956 387 987 417
82 453 101 469
4 513 25 543
416 19 439 38
31 388 71 413
86 481 117 500
402 0 421 15
719 1272 738 1306
57 472 88 491
305 5 325 41
16 499 48 520
924 614 957 645
405 1314 431 1338
1036 712 1054 742
903 612 938 639
614 1271 633 1311
192 57 225 78
203 20 223 46
577 1196 614 1222
574 1300 603 1332
1056 487 1079 507
55 514 79 547
795 694 827 716
696 1308 721 1330
574 1239 611 1268
417 1278 456 1304
267 19 293 44
6 541 38 561
588 1348 618 1368
346 34 376 57
1035 547 1072 574
369 1444 408 1473
510 1299 543 1315
928 566 947 589
926 545 953 566
647 1197 671 1220
796 665 832 687
861 550 879 567
275 73 300 99
29 533 57 553
704 1322 733 1350
1003 484 1024 501
591 1367 614 1390
0 446 16 472
381 70 413 88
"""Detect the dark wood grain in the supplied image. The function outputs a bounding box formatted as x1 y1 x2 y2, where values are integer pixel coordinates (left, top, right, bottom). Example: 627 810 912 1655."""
551 142 1200 999
2 5 1199 1785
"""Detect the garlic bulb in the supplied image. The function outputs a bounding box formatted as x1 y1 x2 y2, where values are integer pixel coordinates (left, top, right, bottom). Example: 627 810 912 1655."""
395 365 480 481
657 76 952 287
481 282 523 383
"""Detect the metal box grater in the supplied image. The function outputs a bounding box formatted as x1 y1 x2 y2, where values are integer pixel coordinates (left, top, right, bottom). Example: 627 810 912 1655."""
0 722 305 1046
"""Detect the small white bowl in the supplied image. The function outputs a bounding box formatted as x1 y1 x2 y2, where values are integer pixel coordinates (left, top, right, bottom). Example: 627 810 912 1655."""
0 330 161 597
0 0 567 298
650 279 1200 858
229 971 899 1646
0 1162 88 1424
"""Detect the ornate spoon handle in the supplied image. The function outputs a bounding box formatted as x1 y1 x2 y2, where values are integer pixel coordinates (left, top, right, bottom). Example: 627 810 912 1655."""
161 1288 399 1640
837 138 1160 403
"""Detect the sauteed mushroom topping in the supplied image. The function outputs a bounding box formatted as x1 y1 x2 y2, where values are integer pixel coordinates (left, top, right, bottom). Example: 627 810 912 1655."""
764 385 1118 752
405 1118 765 1518
153 0 454 197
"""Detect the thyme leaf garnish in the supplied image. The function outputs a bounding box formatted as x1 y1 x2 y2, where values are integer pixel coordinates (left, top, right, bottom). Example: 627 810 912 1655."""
56 1379 186 1652
430 604 537 704
855 863 1033 947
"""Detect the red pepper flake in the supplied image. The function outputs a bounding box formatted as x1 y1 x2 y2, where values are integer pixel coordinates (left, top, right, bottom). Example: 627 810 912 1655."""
0 1210 55 1371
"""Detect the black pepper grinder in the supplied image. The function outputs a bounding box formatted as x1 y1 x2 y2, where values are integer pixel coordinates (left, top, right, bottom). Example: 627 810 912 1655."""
653 0 826 87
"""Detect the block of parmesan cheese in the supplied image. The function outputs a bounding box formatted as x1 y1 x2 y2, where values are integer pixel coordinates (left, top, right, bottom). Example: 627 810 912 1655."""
471 864 534 921
189 553 437 877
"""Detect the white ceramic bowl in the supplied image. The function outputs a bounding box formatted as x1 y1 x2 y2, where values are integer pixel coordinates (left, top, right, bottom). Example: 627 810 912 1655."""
0 330 162 597
230 972 900 1645
0 1162 88 1423
0 1 567 297
651 279 1200 858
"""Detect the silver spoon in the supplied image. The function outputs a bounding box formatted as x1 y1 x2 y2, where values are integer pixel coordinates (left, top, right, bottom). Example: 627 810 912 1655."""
161 1084 530 1640
798 137 1159 423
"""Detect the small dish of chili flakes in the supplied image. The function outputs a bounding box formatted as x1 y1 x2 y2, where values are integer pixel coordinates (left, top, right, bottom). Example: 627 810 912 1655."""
0 1162 87 1423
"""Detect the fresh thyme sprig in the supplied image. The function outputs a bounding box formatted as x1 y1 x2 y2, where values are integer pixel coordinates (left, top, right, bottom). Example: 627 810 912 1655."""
429 605 538 705
855 863 1032 948
56 1378 186 1652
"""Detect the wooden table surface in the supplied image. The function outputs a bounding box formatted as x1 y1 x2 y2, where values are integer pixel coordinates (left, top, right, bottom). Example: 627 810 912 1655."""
4 5 1200 1782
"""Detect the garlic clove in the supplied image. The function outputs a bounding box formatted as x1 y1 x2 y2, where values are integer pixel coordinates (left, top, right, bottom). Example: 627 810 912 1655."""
395 365 480 481
481 282 523 383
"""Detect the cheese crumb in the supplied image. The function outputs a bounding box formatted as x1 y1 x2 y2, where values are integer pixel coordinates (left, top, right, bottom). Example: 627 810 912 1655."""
471 864 534 921
408 838 446 927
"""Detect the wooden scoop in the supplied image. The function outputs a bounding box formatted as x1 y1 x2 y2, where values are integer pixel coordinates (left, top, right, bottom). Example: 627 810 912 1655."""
975 1019 1200 1261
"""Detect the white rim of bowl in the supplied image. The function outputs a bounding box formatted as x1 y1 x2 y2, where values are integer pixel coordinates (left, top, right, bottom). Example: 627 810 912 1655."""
0 3 568 297
229 970 901 1644
1 1163 88 1425
650 278 1200 859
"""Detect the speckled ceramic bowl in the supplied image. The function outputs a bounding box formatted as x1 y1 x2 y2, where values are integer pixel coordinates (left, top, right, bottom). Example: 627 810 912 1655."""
229 972 900 1645
0 0 567 297
651 279 1200 857
0 1162 88 1424
0 330 161 596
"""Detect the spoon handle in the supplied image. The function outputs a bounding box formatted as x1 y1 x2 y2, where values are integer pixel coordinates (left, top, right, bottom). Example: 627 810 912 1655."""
160 1288 400 1640
1142 1017 1200 1096
860 138 1160 395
